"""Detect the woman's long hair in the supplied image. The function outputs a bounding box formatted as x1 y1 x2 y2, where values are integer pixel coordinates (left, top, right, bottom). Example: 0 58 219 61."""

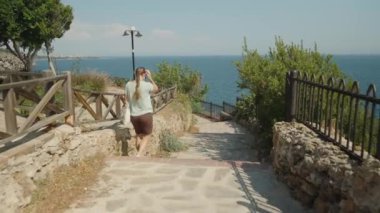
133 67 145 100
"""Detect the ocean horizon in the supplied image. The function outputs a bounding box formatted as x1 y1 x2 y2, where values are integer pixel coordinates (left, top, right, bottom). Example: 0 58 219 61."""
34 55 380 104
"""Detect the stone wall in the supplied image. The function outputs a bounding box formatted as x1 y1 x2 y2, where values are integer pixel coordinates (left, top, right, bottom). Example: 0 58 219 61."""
0 99 192 212
0 51 24 72
272 122 380 213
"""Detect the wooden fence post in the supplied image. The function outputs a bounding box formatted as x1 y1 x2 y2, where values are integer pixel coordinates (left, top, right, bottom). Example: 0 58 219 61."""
3 88 17 134
115 95 121 119
96 94 102 120
63 71 75 126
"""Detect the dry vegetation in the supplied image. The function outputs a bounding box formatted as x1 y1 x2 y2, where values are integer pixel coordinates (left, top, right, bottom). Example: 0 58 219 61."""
72 71 112 92
23 153 106 213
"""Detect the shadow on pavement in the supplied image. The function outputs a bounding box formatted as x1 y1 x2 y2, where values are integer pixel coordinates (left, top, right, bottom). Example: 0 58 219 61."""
231 161 307 213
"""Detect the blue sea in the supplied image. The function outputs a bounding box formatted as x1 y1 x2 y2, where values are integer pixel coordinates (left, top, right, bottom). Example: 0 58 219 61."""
34 55 380 104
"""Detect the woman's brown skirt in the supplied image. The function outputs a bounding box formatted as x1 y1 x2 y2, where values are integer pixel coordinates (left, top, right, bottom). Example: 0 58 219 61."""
130 113 153 135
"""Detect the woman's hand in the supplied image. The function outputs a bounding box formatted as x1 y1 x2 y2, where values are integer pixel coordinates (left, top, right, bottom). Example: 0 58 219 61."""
145 69 152 80
145 69 159 92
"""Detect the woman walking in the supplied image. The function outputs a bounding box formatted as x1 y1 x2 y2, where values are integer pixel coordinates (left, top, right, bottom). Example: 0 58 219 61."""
125 67 159 157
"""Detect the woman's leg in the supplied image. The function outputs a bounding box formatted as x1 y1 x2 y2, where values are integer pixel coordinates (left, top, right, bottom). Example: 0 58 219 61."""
136 134 144 151
136 134 151 157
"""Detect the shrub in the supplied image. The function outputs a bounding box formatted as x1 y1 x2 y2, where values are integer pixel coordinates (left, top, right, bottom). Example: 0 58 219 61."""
235 37 346 153
111 76 129 88
159 130 187 152
153 62 208 109
72 71 111 92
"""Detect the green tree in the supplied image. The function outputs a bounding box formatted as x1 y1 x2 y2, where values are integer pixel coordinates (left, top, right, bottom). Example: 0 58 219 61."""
0 0 73 73
154 62 208 102
235 37 346 150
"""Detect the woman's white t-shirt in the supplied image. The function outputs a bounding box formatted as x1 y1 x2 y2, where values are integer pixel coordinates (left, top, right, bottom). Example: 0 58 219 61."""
125 80 154 116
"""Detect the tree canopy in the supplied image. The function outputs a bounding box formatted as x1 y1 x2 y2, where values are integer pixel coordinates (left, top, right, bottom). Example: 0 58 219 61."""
0 0 73 72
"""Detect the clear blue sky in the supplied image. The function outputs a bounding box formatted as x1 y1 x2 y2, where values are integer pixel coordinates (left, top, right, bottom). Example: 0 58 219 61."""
55 0 380 56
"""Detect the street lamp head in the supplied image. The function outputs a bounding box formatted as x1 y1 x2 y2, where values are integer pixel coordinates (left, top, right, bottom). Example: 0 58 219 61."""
122 30 129 36
135 31 143 37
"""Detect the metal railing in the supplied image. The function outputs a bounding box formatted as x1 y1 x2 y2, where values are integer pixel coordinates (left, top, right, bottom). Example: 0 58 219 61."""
198 100 236 120
285 70 380 161
222 101 237 115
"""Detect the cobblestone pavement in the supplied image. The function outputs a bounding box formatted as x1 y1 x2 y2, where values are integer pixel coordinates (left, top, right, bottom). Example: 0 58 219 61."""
66 116 306 213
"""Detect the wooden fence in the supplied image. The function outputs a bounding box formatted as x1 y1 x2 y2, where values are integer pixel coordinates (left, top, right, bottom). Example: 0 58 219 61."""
0 71 74 145
0 72 177 145
151 86 177 113
73 86 177 123
73 88 126 124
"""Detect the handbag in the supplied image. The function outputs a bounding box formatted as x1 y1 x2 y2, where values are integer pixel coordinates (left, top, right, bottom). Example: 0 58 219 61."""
122 103 131 125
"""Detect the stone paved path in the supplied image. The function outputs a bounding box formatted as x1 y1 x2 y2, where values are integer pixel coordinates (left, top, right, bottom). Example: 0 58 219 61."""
66 115 306 213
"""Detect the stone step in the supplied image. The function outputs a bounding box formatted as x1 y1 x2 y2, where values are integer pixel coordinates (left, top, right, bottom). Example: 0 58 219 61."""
107 156 265 170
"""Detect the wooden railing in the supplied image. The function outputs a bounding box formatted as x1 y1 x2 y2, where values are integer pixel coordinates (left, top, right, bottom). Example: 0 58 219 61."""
151 86 177 113
0 73 178 145
0 72 74 145
73 86 177 123
73 88 126 124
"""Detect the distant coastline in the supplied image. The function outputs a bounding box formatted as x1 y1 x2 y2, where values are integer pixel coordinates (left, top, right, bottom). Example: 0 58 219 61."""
35 56 100 60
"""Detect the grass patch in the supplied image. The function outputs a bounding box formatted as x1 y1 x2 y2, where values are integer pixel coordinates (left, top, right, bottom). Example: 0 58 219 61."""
110 76 129 88
23 153 106 213
159 130 187 153
72 71 111 92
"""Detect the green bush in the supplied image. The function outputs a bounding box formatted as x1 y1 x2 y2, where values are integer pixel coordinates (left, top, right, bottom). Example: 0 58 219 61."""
72 71 110 92
235 37 347 153
153 62 208 109
159 130 187 152
111 76 129 88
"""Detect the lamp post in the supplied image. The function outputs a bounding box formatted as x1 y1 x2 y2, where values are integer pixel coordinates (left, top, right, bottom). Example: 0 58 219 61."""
123 26 142 79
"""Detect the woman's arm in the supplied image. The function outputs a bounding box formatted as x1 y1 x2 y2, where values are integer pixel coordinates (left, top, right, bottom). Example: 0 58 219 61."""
145 69 159 93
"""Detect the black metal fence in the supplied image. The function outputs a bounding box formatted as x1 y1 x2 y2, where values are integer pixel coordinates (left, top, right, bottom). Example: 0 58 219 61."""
222 101 237 115
198 100 236 120
285 70 380 161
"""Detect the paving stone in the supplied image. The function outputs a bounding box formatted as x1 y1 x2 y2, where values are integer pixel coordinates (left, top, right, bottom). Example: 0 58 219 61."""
216 202 253 213
123 186 141 193
155 167 182 174
129 163 157 169
185 168 207 178
163 202 206 212
214 168 231 182
101 174 112 183
179 179 198 191
162 194 193 201
130 175 176 185
73 200 97 208
125 208 157 213
108 169 147 176
105 198 127 212
138 193 154 207
146 185 175 193
204 185 244 199
111 161 138 168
